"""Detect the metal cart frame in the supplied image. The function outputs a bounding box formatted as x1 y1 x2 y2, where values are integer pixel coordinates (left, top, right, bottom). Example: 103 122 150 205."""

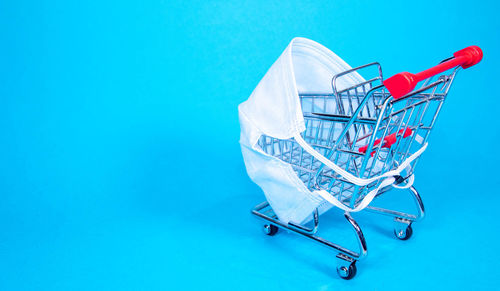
250 46 482 279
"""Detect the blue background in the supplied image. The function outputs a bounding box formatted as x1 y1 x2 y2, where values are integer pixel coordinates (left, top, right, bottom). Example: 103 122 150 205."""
1 0 499 290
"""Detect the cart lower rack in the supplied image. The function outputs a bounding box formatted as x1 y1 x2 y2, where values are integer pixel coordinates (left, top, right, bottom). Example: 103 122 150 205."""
252 185 424 279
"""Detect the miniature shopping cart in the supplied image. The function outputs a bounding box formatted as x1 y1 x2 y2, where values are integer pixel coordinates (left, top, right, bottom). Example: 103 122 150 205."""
244 43 482 279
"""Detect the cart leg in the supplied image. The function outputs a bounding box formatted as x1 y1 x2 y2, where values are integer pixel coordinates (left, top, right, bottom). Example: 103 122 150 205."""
251 202 367 279
343 212 368 260
335 212 366 280
365 186 424 240
408 186 425 219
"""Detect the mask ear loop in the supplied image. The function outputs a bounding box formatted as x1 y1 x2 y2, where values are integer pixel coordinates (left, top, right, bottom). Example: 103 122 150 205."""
315 176 396 213
294 131 426 213
294 132 428 187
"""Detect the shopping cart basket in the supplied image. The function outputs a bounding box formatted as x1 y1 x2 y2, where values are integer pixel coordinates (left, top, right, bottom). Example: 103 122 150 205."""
239 38 482 279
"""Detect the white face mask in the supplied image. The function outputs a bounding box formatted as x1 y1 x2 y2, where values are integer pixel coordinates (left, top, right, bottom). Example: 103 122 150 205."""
239 38 425 224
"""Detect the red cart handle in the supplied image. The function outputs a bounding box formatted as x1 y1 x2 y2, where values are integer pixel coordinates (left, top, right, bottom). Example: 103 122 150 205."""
383 46 483 99
359 128 413 157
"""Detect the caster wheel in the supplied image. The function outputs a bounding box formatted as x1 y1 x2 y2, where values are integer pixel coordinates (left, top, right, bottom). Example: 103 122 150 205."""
263 224 278 236
337 262 357 280
394 224 413 240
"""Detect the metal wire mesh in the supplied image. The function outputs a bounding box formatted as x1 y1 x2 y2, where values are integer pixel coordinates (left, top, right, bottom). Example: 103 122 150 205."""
257 63 458 208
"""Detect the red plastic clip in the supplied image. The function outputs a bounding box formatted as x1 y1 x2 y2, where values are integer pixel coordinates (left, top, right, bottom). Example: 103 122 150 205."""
358 128 413 157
